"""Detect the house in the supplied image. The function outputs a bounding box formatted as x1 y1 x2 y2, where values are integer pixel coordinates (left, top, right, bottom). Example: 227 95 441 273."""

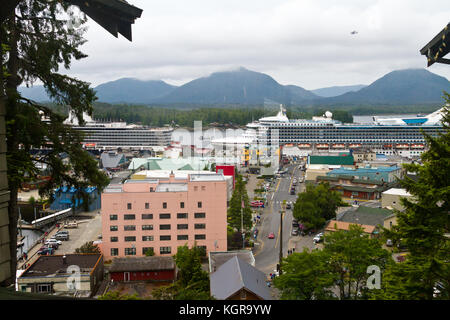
338 206 393 228
109 256 176 282
316 175 390 200
100 151 127 170
210 256 271 300
208 250 255 273
17 254 103 297
383 213 398 230
381 188 413 211
325 220 378 238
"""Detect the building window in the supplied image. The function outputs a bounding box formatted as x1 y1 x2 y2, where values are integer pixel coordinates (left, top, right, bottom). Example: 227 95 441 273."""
194 224 206 229
180 202 185 208
194 212 206 219
177 213 188 219
110 226 118 232
143 247 154 255
111 248 119 256
37 284 52 293
142 225 153 231
198 202 202 208
194 186 198 191
160 235 171 241
145 203 149 209
124 214 135 220
110 237 118 242
195 234 206 240
125 236 136 242
110 214 118 221
125 247 136 256
177 224 188 230
201 186 206 191
142 214 153 220
177 235 188 240
142 236 154 241
162 202 167 209
159 224 171 230
124 225 136 231
160 247 171 254
127 203 132 210
159 213 171 219
240 290 247 299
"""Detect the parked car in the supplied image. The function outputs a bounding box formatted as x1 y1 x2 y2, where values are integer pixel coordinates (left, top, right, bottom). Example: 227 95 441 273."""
290 189 296 195
286 203 292 210
54 233 69 241
386 239 393 247
37 247 54 255
268 232 275 239
56 230 69 235
45 238 62 245
291 228 299 236
45 243 59 250
313 233 324 243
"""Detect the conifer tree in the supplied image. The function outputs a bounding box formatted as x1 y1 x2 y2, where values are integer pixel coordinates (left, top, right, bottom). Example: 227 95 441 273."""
372 94 450 299
1 0 109 284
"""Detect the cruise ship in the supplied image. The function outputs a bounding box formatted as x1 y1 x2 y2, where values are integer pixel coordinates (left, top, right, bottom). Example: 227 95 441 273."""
63 110 173 149
212 105 446 158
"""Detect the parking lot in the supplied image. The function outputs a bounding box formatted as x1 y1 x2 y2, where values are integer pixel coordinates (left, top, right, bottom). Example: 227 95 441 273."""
18 210 102 269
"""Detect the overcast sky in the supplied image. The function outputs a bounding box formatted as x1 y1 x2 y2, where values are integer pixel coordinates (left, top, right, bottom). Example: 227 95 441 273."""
67 0 450 90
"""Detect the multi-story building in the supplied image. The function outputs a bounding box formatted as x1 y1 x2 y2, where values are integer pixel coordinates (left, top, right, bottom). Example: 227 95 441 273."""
100 172 228 260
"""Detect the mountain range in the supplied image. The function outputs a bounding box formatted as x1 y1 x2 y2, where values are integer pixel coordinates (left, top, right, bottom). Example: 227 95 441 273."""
19 67 449 107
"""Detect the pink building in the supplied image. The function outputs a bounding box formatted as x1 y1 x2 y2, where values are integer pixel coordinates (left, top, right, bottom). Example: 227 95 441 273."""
100 172 228 260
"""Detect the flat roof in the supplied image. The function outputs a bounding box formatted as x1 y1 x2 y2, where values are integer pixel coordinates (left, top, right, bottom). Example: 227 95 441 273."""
19 254 102 278
382 188 412 197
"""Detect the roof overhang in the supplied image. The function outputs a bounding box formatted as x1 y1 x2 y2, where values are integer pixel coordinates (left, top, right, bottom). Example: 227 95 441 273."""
420 22 450 67
66 0 143 41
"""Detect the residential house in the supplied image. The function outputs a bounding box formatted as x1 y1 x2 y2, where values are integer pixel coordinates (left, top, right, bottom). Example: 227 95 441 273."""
17 254 103 297
210 256 271 300
208 250 255 273
109 256 176 282
324 220 378 238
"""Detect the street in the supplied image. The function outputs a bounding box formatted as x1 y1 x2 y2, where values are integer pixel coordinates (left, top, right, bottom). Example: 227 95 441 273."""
254 163 312 275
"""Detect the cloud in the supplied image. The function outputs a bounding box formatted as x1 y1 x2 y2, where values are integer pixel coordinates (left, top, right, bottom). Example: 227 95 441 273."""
64 0 450 89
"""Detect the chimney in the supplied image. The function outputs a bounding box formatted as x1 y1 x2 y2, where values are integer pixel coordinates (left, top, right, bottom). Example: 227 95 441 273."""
169 170 175 182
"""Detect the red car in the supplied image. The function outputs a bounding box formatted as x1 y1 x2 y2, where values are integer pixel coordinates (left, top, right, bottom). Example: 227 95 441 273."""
268 232 275 239
250 201 265 208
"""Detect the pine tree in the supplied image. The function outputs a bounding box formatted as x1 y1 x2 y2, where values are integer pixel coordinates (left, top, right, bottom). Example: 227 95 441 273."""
373 94 450 299
1 0 109 284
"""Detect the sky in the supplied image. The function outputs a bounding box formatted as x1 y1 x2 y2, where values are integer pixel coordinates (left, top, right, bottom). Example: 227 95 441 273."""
66 0 450 90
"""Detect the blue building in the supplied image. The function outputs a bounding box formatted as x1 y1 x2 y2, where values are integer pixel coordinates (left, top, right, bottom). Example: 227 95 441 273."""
327 165 402 183
50 186 101 212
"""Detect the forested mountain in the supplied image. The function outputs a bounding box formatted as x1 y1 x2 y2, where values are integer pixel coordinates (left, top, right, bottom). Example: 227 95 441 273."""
317 69 449 105
153 67 318 105
19 68 449 107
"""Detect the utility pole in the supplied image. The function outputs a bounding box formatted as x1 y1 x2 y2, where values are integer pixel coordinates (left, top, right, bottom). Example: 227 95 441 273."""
241 200 245 249
279 200 286 276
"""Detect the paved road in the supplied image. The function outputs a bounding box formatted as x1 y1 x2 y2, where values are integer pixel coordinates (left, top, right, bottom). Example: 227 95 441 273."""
254 163 306 275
